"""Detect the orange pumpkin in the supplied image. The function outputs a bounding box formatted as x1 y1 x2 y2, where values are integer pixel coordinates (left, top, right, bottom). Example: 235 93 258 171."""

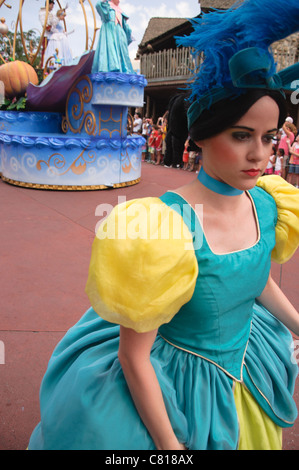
0 60 38 98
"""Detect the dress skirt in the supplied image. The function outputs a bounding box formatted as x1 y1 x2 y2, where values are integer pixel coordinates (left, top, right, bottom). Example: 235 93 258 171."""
28 302 296 450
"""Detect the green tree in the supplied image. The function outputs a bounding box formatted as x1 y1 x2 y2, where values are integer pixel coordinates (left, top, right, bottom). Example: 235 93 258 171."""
0 29 43 82
1 29 41 64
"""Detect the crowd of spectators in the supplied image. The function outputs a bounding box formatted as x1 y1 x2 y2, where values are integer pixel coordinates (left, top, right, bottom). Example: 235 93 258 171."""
133 111 202 173
269 117 299 187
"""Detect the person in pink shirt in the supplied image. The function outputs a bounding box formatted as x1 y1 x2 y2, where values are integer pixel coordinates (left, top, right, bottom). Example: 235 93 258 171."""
278 119 295 179
287 134 299 187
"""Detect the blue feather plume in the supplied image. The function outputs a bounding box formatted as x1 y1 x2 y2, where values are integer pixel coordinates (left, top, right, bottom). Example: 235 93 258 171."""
177 0 299 102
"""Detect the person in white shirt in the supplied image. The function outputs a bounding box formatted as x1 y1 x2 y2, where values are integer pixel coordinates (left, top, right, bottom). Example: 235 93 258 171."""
274 149 284 176
133 112 142 134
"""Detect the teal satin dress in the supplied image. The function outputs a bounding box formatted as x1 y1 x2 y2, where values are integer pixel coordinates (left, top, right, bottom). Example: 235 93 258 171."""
91 1 134 74
28 186 298 450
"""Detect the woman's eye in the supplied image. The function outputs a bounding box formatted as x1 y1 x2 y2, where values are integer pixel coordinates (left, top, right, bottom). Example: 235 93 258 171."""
232 132 251 141
232 132 276 144
263 135 276 144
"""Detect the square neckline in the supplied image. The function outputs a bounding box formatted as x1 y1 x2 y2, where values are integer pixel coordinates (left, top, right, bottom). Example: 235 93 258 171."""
166 190 261 256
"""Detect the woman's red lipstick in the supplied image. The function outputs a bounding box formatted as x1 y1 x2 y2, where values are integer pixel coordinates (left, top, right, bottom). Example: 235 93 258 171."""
242 169 260 176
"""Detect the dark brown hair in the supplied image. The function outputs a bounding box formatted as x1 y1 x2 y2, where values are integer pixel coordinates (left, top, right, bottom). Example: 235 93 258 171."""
189 89 287 142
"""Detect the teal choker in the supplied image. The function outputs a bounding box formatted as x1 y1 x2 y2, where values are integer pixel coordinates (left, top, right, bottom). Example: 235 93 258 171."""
197 167 244 196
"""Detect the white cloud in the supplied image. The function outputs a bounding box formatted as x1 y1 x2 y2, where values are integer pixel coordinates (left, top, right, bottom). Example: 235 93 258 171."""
176 1 199 18
122 1 200 57
67 3 99 28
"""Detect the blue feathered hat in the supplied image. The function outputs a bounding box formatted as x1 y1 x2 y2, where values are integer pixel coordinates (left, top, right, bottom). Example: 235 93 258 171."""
177 0 299 129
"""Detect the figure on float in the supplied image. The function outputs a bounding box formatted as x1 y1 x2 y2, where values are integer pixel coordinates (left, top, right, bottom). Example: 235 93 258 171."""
92 0 135 74
43 6 73 70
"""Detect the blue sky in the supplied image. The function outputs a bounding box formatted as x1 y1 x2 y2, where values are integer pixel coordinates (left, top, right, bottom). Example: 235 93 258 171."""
1 0 201 63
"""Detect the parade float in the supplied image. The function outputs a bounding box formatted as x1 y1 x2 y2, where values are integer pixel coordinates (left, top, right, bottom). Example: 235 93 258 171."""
0 0 146 190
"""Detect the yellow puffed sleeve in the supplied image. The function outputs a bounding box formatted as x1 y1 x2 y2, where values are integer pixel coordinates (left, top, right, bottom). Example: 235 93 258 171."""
256 175 299 263
85 197 198 333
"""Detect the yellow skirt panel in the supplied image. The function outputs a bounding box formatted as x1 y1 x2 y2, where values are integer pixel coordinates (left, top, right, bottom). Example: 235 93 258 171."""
234 382 282 450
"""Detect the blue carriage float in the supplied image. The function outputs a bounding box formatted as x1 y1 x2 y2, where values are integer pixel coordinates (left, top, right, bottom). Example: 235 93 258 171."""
0 0 146 190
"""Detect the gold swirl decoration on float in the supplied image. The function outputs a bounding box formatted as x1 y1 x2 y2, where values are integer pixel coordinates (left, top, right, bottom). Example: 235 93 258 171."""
62 75 97 136
121 148 132 174
1 175 141 191
36 148 97 176
99 108 122 137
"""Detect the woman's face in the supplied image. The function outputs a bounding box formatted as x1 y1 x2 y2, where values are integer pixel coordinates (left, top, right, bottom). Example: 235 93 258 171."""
195 96 280 191
111 0 120 5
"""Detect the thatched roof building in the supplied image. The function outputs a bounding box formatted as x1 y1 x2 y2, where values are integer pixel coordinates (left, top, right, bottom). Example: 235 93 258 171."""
138 0 299 123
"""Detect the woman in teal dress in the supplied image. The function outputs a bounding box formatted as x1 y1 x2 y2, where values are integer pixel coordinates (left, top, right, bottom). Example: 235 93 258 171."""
28 0 299 450
91 0 134 74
